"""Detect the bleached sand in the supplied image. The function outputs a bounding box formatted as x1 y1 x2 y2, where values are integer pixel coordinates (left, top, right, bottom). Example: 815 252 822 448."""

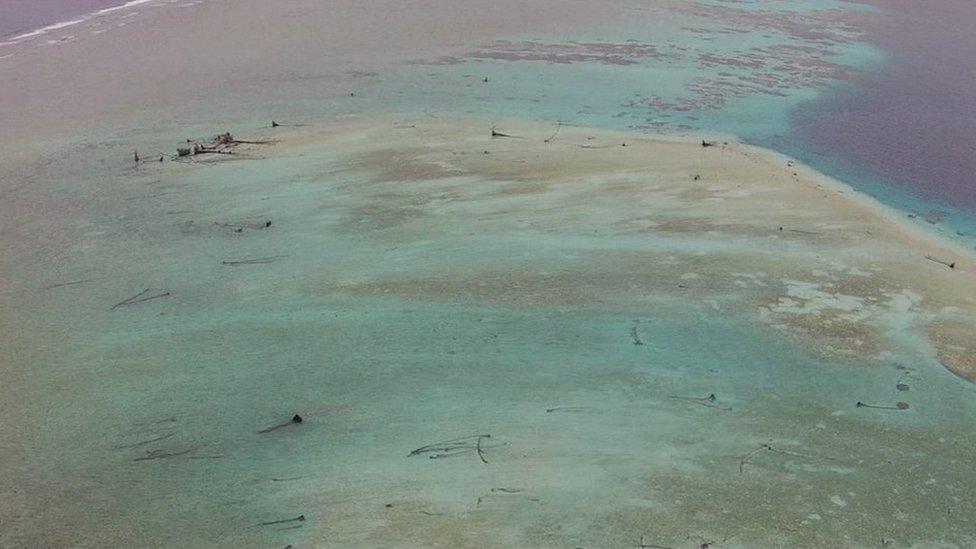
1 0 975 547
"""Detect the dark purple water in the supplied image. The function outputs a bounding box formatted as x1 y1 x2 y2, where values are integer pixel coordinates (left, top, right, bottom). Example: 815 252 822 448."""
0 0 128 40
795 0 976 210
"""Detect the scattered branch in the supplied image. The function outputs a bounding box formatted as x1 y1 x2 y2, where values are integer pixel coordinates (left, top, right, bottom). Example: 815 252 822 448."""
637 535 672 549
43 279 93 290
545 406 592 413
924 255 956 269
133 448 196 462
738 443 835 473
258 414 304 434
669 393 731 411
221 255 286 266
167 132 275 160
260 515 305 527
111 288 171 310
409 434 494 463
214 219 273 233
476 434 488 464
856 401 910 411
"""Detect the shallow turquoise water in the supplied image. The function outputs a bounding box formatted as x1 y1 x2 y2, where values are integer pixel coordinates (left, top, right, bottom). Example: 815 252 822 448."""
3 123 973 546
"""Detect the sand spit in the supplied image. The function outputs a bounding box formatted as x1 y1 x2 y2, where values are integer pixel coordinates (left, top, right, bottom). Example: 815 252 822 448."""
287 115 976 378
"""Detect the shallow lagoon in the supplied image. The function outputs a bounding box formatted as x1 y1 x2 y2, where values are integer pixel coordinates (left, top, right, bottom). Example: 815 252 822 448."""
4 116 974 546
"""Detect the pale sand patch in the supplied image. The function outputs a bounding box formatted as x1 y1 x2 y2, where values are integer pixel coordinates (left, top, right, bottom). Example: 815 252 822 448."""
284 114 976 377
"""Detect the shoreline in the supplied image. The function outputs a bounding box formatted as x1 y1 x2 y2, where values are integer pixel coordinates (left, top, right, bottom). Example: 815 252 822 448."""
2 0 976 545
739 139 976 268
0 0 162 47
